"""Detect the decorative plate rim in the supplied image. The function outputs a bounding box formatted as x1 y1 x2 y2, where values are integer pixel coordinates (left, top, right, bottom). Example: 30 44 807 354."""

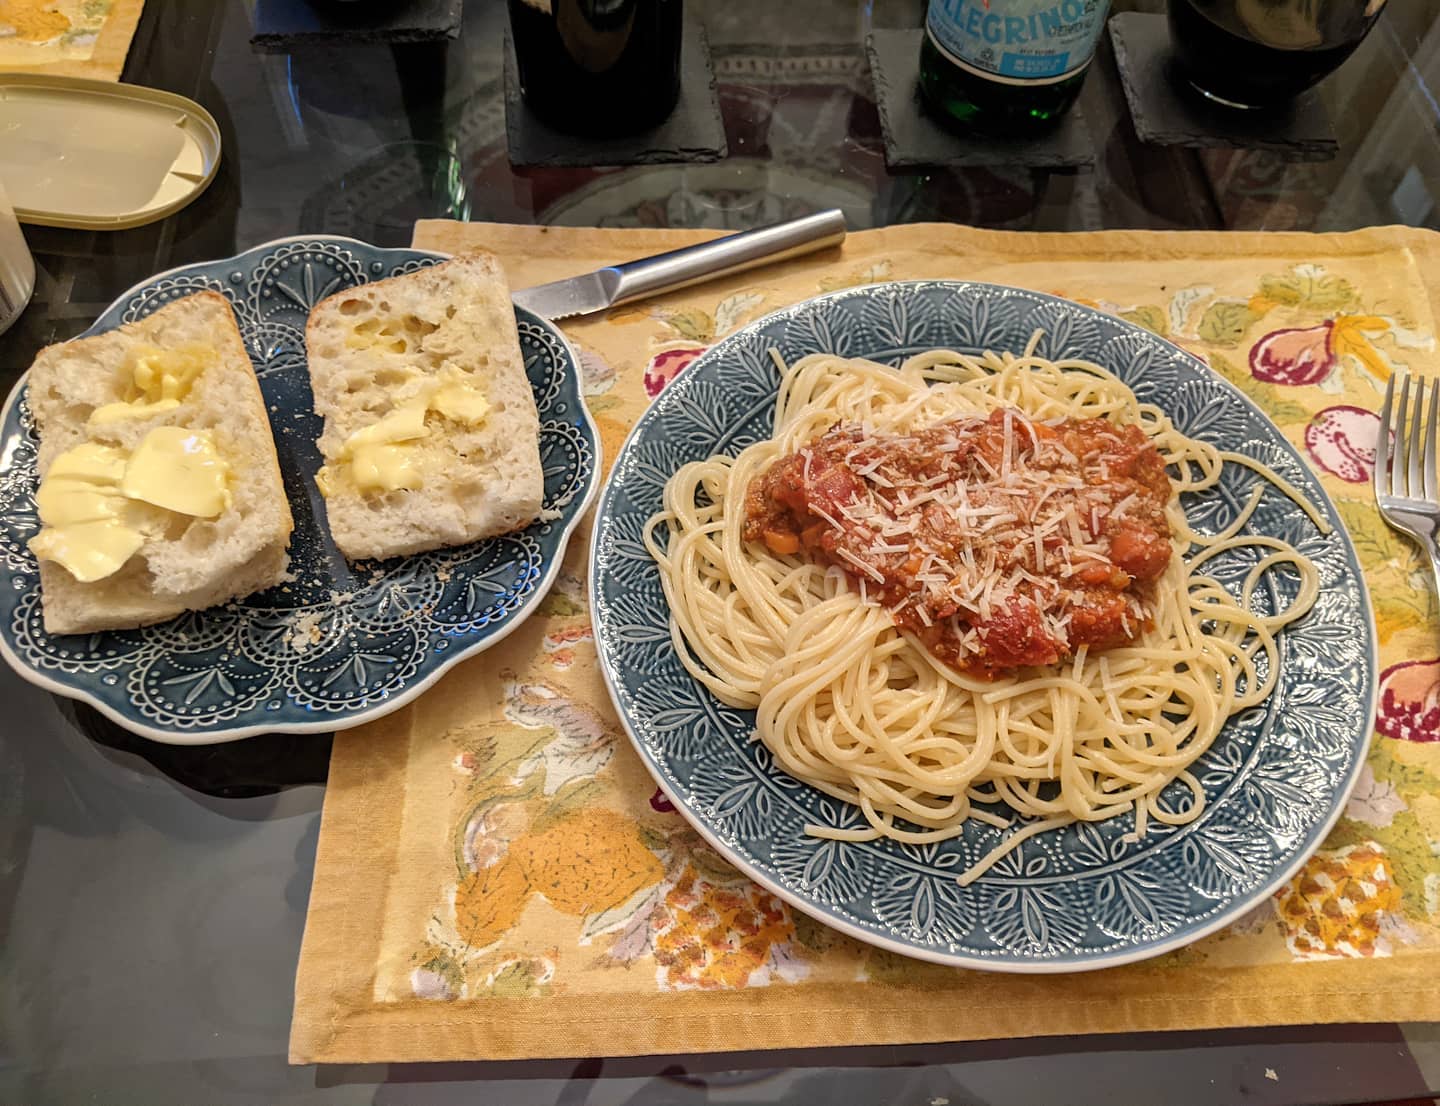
0 234 602 745
589 279 1377 973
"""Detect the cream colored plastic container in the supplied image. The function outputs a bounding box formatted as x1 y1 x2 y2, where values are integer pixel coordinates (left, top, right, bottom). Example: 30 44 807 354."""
0 74 221 230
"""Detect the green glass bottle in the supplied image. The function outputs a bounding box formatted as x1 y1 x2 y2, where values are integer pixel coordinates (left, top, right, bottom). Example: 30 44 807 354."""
918 0 1111 134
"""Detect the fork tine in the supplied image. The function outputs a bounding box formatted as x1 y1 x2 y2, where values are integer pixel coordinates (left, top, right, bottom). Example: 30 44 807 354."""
1377 372 1398 499
1408 376 1426 499
1400 376 1414 496
1427 379 1440 503
1394 374 1412 496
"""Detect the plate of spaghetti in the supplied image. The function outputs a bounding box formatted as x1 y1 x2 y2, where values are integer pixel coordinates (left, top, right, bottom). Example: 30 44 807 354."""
591 281 1375 971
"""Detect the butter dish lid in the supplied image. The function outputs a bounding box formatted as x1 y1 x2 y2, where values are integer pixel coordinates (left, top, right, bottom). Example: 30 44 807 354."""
0 74 221 231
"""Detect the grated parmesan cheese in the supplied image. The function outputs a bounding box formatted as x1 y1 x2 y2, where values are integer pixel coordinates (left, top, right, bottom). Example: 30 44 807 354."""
743 405 1173 672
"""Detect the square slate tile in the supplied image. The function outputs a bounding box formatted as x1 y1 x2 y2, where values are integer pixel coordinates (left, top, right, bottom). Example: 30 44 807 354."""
1109 12 1337 163
866 28 1095 171
252 0 463 49
503 18 726 169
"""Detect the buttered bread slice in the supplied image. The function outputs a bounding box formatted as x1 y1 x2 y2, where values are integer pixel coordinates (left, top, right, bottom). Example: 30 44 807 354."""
307 253 544 561
26 291 293 635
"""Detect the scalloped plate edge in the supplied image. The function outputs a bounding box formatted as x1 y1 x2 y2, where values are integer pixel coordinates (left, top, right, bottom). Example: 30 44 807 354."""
589 279 1378 972
0 235 603 745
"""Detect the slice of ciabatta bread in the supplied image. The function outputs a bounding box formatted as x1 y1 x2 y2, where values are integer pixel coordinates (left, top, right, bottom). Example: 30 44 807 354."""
26 291 293 635
306 252 544 561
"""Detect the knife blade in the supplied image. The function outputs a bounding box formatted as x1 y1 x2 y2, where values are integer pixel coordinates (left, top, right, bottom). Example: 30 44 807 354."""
511 208 847 322
511 269 620 322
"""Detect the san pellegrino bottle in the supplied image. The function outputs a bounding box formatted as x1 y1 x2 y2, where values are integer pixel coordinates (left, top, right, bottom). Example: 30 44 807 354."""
918 0 1111 134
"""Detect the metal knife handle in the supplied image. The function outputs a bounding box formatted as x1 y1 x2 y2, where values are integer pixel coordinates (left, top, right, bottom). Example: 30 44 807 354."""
607 209 847 307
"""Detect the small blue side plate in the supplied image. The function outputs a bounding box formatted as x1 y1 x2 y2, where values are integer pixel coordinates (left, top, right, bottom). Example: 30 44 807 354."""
591 280 1375 972
0 235 600 744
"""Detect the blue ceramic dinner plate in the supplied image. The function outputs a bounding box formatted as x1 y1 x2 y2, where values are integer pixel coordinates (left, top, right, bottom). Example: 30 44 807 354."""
0 236 599 744
591 280 1375 972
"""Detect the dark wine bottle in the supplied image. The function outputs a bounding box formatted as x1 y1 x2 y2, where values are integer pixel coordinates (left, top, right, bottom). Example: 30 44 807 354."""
509 0 684 138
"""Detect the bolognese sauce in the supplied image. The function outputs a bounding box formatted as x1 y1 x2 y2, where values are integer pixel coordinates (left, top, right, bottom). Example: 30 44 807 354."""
743 406 1174 676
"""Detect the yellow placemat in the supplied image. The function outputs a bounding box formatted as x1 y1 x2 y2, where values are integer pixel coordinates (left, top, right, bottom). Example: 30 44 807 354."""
291 222 1440 1064
0 0 145 81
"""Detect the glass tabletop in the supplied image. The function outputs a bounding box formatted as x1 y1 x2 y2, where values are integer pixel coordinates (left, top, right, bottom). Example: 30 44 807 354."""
2 1 1439 1102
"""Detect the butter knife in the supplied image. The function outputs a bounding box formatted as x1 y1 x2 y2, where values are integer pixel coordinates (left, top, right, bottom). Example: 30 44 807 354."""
510 209 847 321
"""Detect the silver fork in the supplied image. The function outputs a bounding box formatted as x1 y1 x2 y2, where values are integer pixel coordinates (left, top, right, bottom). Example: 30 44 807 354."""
1375 370 1440 601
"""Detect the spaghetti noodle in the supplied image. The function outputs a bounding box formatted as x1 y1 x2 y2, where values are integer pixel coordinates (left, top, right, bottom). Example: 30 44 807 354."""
644 344 1322 885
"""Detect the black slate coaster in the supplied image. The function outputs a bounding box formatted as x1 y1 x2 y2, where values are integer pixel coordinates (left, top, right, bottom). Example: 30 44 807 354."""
503 19 726 169
252 0 462 50
1108 12 1337 162
865 29 1095 171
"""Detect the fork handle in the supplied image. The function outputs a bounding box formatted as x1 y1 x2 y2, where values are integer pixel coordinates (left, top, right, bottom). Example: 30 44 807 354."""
1426 544 1440 613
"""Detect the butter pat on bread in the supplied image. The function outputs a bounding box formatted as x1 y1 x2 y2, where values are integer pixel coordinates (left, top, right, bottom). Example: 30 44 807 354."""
307 253 544 561
25 291 293 635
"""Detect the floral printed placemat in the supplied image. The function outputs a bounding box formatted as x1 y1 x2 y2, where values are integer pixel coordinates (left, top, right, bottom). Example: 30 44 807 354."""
0 0 145 81
290 222 1440 1064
